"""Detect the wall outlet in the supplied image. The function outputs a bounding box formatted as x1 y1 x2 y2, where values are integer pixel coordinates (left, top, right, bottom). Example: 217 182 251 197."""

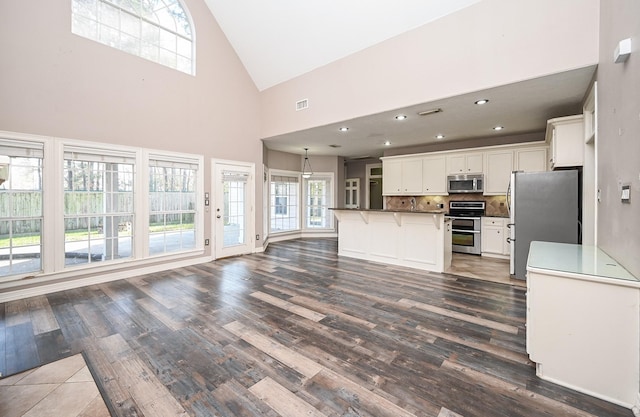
204 239 210 246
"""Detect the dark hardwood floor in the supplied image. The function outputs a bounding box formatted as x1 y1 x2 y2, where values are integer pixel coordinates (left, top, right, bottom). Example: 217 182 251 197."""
0 238 633 417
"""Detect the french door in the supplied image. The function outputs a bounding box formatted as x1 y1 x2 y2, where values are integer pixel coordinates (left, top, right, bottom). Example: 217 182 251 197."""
213 161 254 259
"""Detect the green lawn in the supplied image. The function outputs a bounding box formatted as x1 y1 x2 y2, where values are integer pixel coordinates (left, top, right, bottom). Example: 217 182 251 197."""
1 223 194 248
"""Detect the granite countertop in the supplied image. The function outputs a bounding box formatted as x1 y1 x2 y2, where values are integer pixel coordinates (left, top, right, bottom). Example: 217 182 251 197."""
329 208 446 214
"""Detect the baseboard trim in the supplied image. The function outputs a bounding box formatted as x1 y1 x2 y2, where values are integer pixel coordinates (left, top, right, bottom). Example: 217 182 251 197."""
0 255 213 303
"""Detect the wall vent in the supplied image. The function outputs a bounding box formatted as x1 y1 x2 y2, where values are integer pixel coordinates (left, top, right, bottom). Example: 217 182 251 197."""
295 98 309 111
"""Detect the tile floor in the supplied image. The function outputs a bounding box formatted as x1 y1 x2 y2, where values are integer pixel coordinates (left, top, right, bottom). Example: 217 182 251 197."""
0 354 111 417
447 252 526 287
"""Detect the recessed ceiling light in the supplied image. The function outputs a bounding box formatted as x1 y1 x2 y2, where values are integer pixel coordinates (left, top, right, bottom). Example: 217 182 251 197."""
395 115 407 121
435 134 445 139
475 99 489 105
383 140 391 146
493 126 504 131
339 127 349 132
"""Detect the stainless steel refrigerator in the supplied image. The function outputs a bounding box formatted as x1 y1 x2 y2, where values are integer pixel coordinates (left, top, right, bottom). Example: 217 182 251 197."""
508 170 580 280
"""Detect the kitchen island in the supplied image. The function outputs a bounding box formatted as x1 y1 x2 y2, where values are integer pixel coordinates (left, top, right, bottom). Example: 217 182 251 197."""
330 208 451 273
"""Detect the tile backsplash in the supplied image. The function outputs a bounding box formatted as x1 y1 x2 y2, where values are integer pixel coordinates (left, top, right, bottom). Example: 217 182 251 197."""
385 194 509 217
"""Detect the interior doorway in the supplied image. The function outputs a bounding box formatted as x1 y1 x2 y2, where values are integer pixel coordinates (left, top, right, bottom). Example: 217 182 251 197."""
366 163 383 209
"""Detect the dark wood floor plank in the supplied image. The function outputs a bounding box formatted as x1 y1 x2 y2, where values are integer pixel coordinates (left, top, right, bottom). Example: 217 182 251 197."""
0 238 634 417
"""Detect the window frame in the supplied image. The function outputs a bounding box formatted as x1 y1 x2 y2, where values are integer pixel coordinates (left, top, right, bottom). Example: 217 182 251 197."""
0 138 45 278
146 151 203 258
0 131 205 282
303 173 335 231
269 170 301 235
71 0 196 75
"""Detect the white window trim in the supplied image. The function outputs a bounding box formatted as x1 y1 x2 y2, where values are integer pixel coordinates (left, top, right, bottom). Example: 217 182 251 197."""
0 130 205 284
268 169 301 236
71 0 197 76
303 172 335 232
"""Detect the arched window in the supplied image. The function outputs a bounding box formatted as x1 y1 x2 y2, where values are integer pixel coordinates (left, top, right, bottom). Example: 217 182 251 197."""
72 0 194 75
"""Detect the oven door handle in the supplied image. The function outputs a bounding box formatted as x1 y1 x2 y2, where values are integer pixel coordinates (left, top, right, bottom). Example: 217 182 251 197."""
451 229 480 234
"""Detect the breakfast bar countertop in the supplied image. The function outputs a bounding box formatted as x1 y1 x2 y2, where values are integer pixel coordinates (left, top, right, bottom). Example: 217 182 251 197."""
329 208 446 214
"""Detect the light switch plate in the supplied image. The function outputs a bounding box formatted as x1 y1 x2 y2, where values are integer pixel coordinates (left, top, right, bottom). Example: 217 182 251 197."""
621 184 631 203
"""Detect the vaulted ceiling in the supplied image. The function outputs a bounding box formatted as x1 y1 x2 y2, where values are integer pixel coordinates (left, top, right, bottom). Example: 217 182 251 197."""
202 1 594 158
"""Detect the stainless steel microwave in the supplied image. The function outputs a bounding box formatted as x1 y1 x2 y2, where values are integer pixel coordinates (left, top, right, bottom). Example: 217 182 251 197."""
447 174 484 193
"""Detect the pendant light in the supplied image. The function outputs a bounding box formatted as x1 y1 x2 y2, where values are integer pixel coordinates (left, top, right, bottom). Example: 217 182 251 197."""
302 148 313 179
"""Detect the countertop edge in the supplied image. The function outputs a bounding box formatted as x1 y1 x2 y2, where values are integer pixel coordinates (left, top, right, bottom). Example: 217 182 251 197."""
329 208 446 214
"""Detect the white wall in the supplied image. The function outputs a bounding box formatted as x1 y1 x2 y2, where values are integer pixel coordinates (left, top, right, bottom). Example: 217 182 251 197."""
0 0 264 252
259 0 599 140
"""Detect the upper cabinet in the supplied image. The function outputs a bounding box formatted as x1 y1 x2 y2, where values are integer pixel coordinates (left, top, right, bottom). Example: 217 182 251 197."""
446 153 483 175
546 115 584 169
381 143 549 196
382 158 422 195
515 147 547 172
484 150 513 195
422 156 447 195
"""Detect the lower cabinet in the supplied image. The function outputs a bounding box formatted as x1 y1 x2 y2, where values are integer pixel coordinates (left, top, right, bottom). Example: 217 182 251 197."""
481 217 509 258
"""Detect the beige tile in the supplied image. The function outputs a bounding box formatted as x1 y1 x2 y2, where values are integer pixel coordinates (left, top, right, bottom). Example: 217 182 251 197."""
67 366 94 383
439 407 464 417
18 354 86 385
22 381 99 417
77 395 111 417
0 368 36 386
0 384 59 417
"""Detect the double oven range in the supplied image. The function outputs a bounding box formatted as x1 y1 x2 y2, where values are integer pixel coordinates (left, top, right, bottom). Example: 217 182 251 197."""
448 201 485 255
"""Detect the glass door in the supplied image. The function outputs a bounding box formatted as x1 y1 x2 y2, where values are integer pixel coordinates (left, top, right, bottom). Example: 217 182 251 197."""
214 162 254 259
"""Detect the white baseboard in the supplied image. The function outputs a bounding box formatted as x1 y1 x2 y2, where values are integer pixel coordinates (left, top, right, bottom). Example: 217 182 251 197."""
0 255 212 303
633 393 640 417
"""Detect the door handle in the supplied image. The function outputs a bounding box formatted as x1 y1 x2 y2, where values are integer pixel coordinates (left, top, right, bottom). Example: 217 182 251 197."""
216 215 221 218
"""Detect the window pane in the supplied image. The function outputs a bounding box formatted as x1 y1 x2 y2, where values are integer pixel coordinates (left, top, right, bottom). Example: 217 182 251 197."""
98 2 119 29
149 164 198 256
72 0 193 74
120 10 140 37
306 178 332 229
64 155 135 267
72 14 98 39
1 153 44 278
270 175 299 233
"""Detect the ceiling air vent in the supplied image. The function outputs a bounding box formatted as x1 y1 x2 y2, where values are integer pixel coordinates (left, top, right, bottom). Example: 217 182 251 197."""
296 98 309 111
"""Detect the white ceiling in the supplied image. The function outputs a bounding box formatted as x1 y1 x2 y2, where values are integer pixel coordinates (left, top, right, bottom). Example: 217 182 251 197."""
202 1 595 159
204 0 481 91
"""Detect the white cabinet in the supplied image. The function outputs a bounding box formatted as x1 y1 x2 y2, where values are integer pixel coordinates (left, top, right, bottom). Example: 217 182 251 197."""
484 151 513 195
546 115 584 169
527 242 640 408
446 153 483 174
422 156 447 194
515 147 547 172
382 158 422 195
481 217 509 258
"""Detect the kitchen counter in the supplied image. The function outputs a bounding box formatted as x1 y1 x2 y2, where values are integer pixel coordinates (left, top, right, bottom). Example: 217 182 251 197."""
330 208 446 214
526 241 639 410
527 241 638 286
330 209 451 273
